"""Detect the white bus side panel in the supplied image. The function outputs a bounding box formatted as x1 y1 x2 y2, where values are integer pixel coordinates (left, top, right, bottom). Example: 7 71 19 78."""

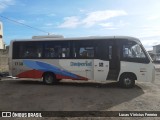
12 59 110 82
59 59 109 81
119 61 153 82
94 59 109 82
59 59 93 80
12 59 93 80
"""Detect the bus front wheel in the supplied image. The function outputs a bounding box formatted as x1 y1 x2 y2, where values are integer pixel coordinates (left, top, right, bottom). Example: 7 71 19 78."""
43 73 58 85
119 74 135 88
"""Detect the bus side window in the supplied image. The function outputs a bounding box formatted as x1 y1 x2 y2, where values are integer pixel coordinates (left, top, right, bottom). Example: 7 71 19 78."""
44 41 70 59
73 41 95 59
62 48 70 58
95 41 109 60
15 42 43 59
79 47 94 58
24 46 43 58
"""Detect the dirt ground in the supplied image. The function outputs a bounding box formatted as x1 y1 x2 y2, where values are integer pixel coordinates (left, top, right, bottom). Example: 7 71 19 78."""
0 78 160 120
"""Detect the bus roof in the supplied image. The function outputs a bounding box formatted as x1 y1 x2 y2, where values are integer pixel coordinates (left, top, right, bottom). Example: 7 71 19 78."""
11 36 141 44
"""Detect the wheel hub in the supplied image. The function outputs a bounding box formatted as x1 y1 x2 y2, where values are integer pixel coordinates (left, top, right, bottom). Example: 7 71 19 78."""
124 78 132 85
45 75 53 83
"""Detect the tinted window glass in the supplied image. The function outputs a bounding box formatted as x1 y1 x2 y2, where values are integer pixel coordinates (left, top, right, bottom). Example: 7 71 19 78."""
73 40 95 59
13 42 43 59
22 43 43 58
95 40 109 60
44 41 70 58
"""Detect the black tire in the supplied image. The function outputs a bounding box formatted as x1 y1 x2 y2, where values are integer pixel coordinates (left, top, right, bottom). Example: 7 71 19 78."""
43 73 58 85
119 74 135 88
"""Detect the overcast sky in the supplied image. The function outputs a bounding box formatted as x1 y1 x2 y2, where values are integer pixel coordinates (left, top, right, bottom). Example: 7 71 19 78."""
0 0 160 50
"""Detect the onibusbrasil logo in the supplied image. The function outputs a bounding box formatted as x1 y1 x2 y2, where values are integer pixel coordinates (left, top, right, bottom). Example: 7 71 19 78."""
1 112 42 118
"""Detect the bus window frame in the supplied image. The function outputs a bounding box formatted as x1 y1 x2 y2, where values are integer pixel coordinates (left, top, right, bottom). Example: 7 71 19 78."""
13 41 44 59
43 41 71 59
120 39 150 64
71 40 96 59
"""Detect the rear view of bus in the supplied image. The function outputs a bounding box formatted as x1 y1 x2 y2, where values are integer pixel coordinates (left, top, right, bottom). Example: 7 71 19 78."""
9 36 155 88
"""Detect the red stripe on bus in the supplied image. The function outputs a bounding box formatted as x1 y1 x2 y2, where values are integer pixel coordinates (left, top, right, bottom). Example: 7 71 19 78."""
56 74 88 80
16 70 43 78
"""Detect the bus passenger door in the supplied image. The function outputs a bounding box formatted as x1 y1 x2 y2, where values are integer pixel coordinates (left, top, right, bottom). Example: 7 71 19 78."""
107 41 120 80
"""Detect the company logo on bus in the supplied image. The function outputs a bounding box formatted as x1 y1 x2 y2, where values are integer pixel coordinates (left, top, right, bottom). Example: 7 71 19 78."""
70 61 92 67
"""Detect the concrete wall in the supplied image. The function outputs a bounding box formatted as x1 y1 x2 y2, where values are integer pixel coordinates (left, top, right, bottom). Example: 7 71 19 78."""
0 49 8 72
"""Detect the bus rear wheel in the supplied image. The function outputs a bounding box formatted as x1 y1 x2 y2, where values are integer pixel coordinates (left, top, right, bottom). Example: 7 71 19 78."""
43 73 58 85
119 74 135 88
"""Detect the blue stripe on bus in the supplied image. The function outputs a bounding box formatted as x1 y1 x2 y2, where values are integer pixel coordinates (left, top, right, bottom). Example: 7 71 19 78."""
23 60 79 79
